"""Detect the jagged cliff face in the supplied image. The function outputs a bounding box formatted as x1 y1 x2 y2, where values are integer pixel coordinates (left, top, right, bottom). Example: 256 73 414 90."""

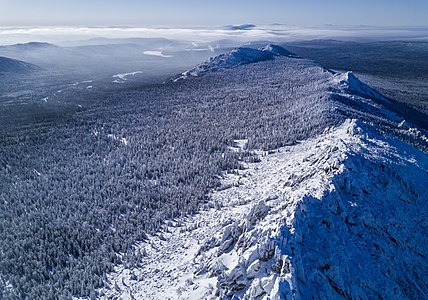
99 48 428 300
207 119 428 300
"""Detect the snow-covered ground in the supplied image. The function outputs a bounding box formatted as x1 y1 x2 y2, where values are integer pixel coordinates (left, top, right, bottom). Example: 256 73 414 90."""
174 44 296 81
99 115 428 299
98 119 351 299
97 48 428 299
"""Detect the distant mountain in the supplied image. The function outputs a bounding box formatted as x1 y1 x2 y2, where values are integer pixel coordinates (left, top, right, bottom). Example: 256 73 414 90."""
0 56 41 74
60 37 189 48
224 24 256 30
174 44 298 80
9 42 57 50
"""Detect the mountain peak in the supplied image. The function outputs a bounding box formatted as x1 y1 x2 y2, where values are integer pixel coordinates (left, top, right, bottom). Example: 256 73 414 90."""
174 44 297 81
223 24 256 31
13 42 57 49
333 71 388 103
259 44 297 57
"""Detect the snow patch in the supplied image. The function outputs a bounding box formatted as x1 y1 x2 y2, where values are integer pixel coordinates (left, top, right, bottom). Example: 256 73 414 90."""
69 80 93 87
143 51 172 58
112 71 143 83
106 134 129 145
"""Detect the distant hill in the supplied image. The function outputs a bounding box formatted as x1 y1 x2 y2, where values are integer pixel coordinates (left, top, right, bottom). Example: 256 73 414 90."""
224 24 256 30
0 56 41 74
8 42 58 50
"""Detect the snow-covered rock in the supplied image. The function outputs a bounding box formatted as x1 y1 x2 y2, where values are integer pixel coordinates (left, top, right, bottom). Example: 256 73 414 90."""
259 44 297 58
333 71 389 103
99 116 428 299
99 52 428 300
174 44 297 81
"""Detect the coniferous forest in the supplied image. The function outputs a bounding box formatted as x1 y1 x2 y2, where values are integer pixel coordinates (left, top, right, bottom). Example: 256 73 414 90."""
0 57 340 298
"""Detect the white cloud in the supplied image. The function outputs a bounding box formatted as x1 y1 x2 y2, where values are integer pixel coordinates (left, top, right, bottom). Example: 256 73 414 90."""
0 25 427 46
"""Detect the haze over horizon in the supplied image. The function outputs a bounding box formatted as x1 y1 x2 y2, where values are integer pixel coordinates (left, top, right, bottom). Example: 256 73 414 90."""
1 24 428 46
1 0 428 27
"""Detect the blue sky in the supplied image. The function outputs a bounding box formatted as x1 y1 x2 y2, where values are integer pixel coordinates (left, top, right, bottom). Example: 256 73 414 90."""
0 0 427 26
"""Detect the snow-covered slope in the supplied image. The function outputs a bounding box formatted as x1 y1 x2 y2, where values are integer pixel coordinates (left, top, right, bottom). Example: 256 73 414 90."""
174 44 297 81
0 56 41 74
99 51 428 300
333 71 390 104
7 42 57 50
259 44 296 57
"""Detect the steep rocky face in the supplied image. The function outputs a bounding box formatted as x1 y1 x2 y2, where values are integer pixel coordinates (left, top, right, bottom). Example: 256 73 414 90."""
208 120 428 300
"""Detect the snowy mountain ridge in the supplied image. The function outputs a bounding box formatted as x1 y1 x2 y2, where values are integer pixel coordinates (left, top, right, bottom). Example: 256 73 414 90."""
101 118 428 300
174 44 297 81
0 56 41 74
98 51 428 299
332 71 390 104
